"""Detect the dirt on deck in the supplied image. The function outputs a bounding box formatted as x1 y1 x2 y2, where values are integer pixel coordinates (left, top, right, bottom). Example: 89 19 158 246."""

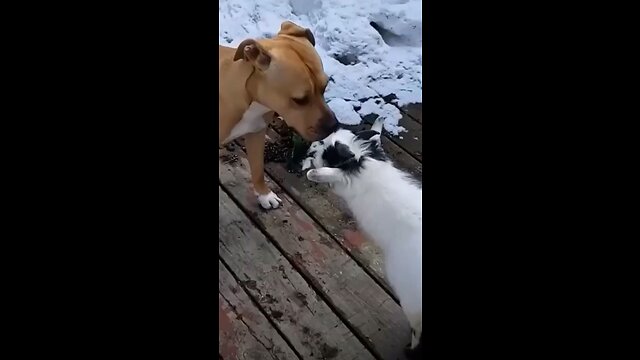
264 119 310 175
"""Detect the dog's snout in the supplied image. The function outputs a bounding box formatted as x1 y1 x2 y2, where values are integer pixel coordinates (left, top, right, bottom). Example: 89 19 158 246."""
305 111 339 141
318 112 339 137
326 117 339 133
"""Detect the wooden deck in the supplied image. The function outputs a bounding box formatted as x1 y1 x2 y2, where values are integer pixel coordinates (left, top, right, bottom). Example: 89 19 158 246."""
219 103 422 360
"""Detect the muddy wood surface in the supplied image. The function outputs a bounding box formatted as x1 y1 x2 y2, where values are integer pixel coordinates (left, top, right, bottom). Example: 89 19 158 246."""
219 104 422 360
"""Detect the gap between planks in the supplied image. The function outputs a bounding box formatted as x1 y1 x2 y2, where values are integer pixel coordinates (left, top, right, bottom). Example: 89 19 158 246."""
366 112 421 163
356 98 422 162
219 258 302 360
397 103 422 124
219 186 379 360
219 156 411 360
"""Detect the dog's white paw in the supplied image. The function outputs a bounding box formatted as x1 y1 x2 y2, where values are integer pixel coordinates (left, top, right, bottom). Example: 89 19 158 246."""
256 191 282 209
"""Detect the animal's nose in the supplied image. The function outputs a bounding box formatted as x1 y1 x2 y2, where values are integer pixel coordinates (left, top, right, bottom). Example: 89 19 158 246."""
326 119 339 133
319 112 339 135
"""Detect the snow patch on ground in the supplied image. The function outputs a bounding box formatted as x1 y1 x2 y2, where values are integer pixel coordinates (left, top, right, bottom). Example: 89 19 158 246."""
357 98 405 134
326 99 362 125
219 0 422 135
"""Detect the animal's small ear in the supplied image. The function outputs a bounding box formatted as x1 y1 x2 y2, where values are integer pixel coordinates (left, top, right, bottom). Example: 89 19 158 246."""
371 118 384 133
355 128 383 150
355 129 380 141
233 39 271 71
278 21 315 46
306 168 344 183
369 134 382 148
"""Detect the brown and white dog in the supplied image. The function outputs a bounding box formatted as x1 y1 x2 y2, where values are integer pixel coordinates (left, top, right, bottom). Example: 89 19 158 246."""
219 21 338 209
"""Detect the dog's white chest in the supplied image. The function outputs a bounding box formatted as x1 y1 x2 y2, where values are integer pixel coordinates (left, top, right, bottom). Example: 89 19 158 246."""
223 102 271 143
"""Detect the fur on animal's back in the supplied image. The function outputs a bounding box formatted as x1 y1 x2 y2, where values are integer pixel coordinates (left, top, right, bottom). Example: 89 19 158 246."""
338 158 422 252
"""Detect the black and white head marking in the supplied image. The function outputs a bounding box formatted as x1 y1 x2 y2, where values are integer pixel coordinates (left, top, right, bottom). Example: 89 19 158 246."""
300 124 388 174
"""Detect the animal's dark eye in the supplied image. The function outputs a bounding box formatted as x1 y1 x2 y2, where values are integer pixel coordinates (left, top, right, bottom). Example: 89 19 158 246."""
292 96 309 105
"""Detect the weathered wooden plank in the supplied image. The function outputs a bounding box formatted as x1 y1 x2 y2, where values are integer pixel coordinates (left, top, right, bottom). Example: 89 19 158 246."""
219 153 412 360
263 158 390 296
219 293 290 360
383 113 422 162
219 187 375 360
219 260 299 360
400 103 422 124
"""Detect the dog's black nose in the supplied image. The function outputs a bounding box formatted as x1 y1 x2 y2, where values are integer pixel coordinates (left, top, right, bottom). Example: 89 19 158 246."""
326 119 339 133
321 112 339 134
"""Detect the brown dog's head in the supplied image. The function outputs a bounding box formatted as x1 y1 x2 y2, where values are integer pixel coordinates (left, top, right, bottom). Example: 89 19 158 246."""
233 21 338 141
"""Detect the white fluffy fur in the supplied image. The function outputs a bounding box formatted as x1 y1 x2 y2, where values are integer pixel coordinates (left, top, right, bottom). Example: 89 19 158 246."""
303 126 423 348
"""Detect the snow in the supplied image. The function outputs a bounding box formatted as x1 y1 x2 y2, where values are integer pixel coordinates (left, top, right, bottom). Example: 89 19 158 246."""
219 0 422 135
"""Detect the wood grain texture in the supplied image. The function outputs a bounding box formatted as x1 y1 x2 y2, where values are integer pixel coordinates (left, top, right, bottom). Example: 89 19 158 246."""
219 260 299 360
219 152 411 360
219 187 375 360
383 113 422 162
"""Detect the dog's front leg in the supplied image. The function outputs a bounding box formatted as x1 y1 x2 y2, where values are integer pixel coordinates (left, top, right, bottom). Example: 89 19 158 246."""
244 128 282 209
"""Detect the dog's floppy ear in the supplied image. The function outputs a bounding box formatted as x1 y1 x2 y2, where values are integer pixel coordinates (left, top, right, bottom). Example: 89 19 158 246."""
278 21 315 47
234 39 271 71
307 168 344 183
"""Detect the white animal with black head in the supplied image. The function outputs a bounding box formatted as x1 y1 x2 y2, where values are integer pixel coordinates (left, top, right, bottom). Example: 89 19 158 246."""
301 120 423 357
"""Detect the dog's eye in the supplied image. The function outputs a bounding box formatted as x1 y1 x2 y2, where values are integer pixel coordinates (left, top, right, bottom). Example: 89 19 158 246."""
292 96 309 106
